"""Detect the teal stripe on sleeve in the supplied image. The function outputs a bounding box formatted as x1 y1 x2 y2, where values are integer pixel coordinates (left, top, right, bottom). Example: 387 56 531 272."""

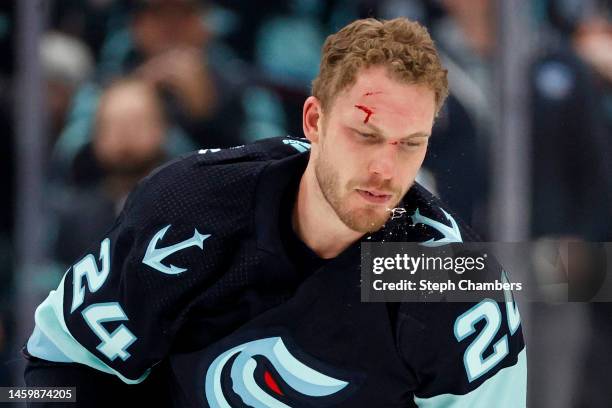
414 347 527 408
29 275 150 385
27 323 73 363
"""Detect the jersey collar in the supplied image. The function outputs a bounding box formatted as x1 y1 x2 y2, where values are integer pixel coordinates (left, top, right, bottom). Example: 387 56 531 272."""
254 151 309 254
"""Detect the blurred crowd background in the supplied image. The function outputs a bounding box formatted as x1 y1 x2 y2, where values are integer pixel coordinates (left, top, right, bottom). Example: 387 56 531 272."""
0 0 611 406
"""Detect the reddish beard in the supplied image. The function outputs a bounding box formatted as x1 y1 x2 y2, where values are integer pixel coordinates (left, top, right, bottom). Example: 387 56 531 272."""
315 155 403 233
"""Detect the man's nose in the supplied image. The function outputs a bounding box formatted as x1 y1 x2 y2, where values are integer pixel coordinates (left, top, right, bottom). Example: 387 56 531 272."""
368 143 398 179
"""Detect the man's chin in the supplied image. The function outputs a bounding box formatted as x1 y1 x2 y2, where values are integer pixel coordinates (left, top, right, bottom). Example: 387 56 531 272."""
341 208 391 234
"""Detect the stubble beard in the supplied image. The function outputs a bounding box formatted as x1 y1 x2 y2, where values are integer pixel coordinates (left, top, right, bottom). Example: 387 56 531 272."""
314 148 401 234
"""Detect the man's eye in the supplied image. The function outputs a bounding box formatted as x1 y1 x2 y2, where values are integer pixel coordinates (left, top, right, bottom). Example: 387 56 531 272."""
356 132 377 141
401 140 428 149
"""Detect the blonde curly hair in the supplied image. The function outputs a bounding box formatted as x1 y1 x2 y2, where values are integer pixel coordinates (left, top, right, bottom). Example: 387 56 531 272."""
312 18 448 114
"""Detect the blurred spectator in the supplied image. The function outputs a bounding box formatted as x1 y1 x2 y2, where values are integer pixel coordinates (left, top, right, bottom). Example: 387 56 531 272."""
530 3 612 241
567 7 612 408
49 0 125 62
53 0 248 185
574 14 612 173
41 31 94 144
129 0 219 125
574 17 612 83
52 78 169 265
528 3 612 408
102 0 247 148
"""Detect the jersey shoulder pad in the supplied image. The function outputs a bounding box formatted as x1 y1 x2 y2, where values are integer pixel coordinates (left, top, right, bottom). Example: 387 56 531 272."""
186 135 310 166
123 138 308 227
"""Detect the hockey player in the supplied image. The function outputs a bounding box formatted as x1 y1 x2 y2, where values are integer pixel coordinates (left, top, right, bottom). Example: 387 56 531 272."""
24 17 526 407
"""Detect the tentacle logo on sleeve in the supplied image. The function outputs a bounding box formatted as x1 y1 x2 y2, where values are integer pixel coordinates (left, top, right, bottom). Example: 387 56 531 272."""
410 207 463 246
142 225 211 275
205 337 350 407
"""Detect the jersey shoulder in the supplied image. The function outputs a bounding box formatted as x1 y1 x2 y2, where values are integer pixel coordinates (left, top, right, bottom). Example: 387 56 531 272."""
24 136 312 383
123 136 310 227
369 183 526 405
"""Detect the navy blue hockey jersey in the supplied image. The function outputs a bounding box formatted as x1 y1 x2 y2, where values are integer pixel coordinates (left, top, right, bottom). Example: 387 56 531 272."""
26 137 526 407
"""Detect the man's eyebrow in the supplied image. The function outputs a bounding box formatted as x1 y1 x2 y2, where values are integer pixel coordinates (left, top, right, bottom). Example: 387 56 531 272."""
362 122 430 139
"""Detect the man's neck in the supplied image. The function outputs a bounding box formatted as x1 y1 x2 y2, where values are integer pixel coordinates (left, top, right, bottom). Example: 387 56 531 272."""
292 163 363 259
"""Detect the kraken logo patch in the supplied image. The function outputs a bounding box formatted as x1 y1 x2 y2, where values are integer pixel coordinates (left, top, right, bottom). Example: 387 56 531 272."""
205 337 353 407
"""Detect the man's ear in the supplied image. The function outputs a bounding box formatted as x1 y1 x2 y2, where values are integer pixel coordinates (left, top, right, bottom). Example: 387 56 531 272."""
302 96 324 144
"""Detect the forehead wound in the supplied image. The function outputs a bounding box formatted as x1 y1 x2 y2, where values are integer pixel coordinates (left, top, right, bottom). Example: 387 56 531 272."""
354 104 374 124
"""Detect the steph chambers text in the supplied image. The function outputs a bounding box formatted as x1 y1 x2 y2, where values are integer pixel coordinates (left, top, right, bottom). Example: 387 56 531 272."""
372 279 523 292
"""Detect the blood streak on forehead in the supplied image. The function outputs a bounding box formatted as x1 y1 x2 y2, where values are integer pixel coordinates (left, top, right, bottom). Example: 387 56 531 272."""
354 104 374 124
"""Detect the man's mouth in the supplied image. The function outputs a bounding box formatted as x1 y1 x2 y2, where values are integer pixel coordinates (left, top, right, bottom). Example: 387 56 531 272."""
356 189 393 204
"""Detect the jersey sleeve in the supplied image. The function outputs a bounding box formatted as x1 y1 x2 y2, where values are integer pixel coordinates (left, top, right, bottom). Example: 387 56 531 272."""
26 157 223 384
398 281 527 407
25 137 307 384
23 355 174 406
390 188 527 407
